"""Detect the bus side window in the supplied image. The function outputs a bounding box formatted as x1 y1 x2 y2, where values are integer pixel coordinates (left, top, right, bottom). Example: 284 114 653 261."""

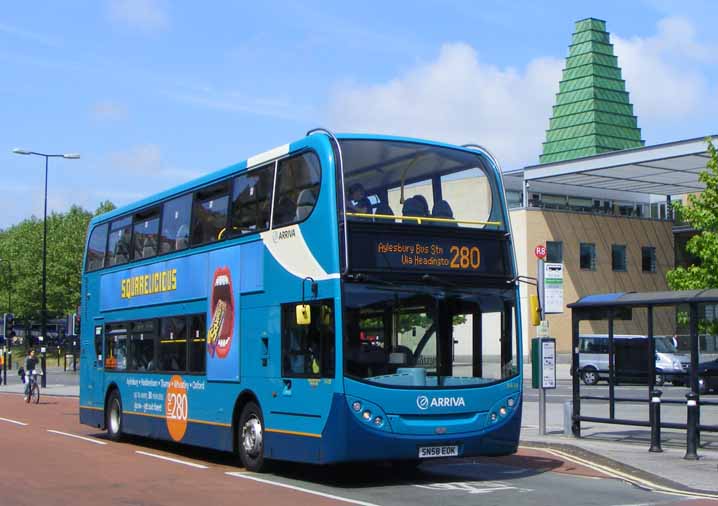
160 194 192 253
281 300 334 378
106 217 132 267
272 152 321 229
86 223 108 272
188 314 206 373
159 316 187 372
132 208 160 260
191 182 230 246
230 164 274 236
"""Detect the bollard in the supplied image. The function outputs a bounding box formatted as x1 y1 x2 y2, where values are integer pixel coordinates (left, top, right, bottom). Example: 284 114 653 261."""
564 401 573 436
40 352 47 388
649 389 663 453
685 392 699 460
57 348 60 367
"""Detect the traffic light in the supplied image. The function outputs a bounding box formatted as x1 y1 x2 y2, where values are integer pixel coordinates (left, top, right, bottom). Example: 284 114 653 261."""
3 313 14 339
72 312 80 336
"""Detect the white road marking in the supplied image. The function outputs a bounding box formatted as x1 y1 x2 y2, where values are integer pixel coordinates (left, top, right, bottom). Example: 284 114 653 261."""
414 481 532 495
0 417 28 426
226 472 381 506
135 451 208 469
47 430 108 445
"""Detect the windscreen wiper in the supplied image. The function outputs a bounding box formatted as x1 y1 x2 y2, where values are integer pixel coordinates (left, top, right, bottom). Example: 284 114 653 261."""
344 272 397 287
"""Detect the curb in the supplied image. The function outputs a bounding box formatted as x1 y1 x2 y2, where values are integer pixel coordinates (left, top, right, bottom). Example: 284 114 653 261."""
520 440 718 498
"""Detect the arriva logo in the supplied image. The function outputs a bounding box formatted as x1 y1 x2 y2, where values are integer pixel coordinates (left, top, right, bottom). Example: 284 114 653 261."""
416 395 466 410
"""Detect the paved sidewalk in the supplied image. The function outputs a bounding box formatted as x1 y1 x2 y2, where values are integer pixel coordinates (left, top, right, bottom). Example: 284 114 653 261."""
521 398 718 494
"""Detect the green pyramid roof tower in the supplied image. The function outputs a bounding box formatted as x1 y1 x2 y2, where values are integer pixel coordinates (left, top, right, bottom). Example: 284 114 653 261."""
540 18 644 164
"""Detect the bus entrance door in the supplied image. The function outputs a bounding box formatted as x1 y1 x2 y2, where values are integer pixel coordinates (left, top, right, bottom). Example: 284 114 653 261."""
86 321 105 408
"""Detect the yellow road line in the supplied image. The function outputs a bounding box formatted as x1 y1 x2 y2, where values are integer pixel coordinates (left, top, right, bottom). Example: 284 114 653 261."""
520 444 718 499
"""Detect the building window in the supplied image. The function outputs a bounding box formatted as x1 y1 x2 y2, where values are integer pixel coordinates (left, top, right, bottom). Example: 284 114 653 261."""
547 241 563 263
580 243 596 271
612 244 627 272
642 246 657 273
506 190 522 209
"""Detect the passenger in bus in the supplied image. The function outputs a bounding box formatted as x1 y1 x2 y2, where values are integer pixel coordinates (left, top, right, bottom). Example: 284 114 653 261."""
346 183 368 215
374 202 394 222
402 195 429 220
431 200 457 225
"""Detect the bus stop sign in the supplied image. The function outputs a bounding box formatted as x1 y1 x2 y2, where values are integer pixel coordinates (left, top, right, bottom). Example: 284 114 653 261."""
534 245 546 259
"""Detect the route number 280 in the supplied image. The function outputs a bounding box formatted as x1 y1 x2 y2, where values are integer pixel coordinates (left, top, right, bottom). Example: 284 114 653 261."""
450 246 481 270
166 392 188 421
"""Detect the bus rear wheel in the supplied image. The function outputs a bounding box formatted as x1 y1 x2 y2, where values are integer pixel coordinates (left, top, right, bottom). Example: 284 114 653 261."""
106 390 123 442
239 401 266 472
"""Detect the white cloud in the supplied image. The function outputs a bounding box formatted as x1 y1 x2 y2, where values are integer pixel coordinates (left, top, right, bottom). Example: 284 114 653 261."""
108 0 169 32
109 144 202 181
110 144 162 173
613 17 717 122
91 101 128 122
327 43 563 168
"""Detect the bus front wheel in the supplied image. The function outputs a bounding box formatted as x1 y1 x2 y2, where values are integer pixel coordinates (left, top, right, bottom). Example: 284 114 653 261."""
239 401 266 472
106 390 123 442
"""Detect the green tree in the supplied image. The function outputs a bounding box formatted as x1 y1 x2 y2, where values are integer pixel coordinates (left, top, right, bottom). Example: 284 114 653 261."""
667 139 718 290
0 201 115 324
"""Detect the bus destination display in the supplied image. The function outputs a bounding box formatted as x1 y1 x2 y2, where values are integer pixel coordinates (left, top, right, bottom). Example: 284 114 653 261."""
350 231 508 276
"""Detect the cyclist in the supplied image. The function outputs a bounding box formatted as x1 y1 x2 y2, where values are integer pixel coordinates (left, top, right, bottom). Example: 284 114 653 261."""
24 349 38 401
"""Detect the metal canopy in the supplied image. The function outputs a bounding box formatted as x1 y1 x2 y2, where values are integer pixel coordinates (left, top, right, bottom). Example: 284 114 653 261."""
521 135 717 196
569 289 718 308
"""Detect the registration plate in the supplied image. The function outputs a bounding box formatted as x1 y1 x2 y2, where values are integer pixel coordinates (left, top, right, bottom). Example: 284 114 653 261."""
418 445 459 459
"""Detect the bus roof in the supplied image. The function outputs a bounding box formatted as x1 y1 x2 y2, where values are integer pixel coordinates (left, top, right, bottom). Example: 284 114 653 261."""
89 132 501 227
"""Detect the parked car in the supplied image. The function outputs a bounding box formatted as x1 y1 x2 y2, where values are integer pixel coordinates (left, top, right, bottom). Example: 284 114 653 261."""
578 334 689 386
696 358 718 394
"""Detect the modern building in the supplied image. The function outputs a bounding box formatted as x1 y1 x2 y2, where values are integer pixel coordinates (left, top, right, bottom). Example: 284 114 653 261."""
502 18 716 354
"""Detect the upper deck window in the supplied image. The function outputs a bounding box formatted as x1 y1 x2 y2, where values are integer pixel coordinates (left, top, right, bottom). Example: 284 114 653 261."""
160 194 192 254
86 223 108 272
229 163 274 236
273 152 321 228
339 140 504 230
106 216 133 267
191 182 230 246
132 208 160 260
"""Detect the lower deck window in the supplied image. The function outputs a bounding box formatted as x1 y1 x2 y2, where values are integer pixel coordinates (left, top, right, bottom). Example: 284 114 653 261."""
104 313 206 374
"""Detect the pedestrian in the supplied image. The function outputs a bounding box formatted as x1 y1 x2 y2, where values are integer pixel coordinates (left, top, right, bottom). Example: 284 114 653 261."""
24 348 37 401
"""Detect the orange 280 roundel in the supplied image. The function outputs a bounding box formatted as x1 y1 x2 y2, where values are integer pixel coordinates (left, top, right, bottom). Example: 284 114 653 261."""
165 375 188 441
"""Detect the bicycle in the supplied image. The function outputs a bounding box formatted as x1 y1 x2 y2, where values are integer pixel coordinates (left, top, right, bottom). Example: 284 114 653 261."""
24 370 40 404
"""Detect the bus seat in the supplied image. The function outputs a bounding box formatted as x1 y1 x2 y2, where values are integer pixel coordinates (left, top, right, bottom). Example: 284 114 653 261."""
274 195 296 226
431 200 457 225
295 189 316 221
402 195 429 219
374 202 394 222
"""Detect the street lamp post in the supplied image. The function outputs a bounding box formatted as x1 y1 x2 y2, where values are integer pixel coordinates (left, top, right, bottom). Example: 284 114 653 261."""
0 258 12 313
12 149 79 386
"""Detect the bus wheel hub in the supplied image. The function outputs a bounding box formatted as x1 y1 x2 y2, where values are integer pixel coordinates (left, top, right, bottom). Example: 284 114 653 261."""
242 416 262 456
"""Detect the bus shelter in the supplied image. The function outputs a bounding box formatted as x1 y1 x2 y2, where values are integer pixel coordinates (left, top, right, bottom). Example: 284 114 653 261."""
568 290 718 456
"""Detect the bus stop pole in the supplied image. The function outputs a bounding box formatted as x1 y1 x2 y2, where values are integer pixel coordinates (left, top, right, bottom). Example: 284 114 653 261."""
537 258 546 435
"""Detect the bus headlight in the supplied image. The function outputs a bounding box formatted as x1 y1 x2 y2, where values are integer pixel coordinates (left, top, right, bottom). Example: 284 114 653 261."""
499 407 507 417
352 401 362 412
490 412 497 422
373 416 383 426
507 398 515 408
362 410 372 421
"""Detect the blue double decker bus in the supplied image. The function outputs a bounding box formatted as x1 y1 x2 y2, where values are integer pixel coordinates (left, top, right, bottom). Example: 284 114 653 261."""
79 130 522 471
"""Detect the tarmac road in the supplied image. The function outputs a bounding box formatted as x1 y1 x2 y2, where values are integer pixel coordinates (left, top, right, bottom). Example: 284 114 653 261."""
0 393 714 506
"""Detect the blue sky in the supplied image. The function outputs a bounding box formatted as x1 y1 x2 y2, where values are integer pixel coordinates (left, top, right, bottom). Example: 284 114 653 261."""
2 0 717 228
